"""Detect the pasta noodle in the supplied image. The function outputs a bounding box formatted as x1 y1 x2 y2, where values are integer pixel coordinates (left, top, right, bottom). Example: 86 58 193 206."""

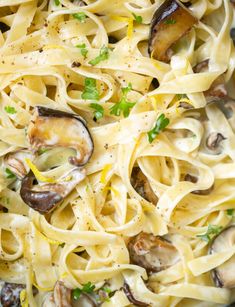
0 0 234 306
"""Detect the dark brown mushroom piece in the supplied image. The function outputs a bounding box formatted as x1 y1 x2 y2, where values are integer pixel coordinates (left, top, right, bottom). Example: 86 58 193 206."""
131 167 158 204
20 168 86 214
193 60 227 101
123 283 149 307
28 107 93 167
210 226 235 288
128 232 180 273
206 132 226 152
148 0 197 62
43 282 98 307
0 283 25 307
184 174 214 195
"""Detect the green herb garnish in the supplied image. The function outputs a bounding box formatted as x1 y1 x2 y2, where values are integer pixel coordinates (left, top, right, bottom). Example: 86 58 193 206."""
38 148 49 155
81 78 100 100
164 19 176 25
132 13 142 24
89 46 109 66
227 209 234 216
54 0 60 5
90 103 104 120
147 113 170 143
5 168 16 179
72 282 95 300
76 43 88 58
59 242 65 248
4 106 16 114
176 93 188 100
197 224 223 243
73 12 86 23
109 83 135 118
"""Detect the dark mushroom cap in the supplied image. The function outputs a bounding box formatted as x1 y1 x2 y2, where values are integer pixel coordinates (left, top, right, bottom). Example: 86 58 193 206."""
0 283 25 307
210 226 235 289
128 232 180 273
131 167 158 204
148 0 197 62
28 107 94 167
20 168 85 214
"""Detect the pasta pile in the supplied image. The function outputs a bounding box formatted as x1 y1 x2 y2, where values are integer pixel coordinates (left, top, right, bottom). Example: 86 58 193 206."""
0 0 234 306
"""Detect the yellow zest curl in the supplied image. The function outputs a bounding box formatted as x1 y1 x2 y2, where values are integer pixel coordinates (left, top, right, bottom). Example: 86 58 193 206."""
25 158 56 183
100 164 112 184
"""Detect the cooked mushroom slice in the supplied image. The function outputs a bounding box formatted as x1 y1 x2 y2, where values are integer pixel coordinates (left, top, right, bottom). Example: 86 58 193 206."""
206 132 226 152
20 168 86 214
28 107 93 166
131 167 158 204
123 283 148 307
184 174 214 195
128 232 180 273
4 151 31 179
0 282 25 307
54 281 72 306
148 0 197 62
210 226 235 288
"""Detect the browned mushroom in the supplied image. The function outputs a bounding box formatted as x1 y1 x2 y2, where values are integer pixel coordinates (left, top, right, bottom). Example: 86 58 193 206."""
131 167 158 204
206 132 226 152
28 107 93 167
128 232 180 273
20 168 86 214
184 174 214 195
42 282 98 307
0 283 25 307
123 283 149 307
193 60 227 101
210 226 235 288
4 151 31 179
148 0 197 62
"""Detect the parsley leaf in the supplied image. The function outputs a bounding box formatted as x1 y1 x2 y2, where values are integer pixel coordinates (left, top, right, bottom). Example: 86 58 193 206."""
89 46 109 66
176 94 188 100
76 43 88 58
164 19 176 25
72 282 95 300
73 12 86 23
5 168 16 179
4 106 16 114
90 103 104 120
54 0 60 5
147 114 170 143
197 224 223 243
227 209 234 216
59 242 65 248
132 13 142 24
82 78 100 100
109 83 135 118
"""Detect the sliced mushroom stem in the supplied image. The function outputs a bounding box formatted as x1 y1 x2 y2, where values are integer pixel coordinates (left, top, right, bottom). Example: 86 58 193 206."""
148 0 197 62
28 107 93 167
123 283 148 307
128 232 179 273
20 168 86 214
210 226 235 289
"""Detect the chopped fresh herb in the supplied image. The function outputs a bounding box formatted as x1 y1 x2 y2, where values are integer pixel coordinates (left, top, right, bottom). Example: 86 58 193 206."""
76 43 88 58
38 148 49 155
54 0 60 5
4 106 16 114
72 12 86 23
97 287 112 303
90 103 104 120
227 209 234 216
110 83 135 118
176 93 188 100
72 282 95 300
132 13 143 24
147 113 170 143
164 18 176 25
5 168 16 179
59 242 65 248
89 46 109 66
197 224 223 243
82 78 100 100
